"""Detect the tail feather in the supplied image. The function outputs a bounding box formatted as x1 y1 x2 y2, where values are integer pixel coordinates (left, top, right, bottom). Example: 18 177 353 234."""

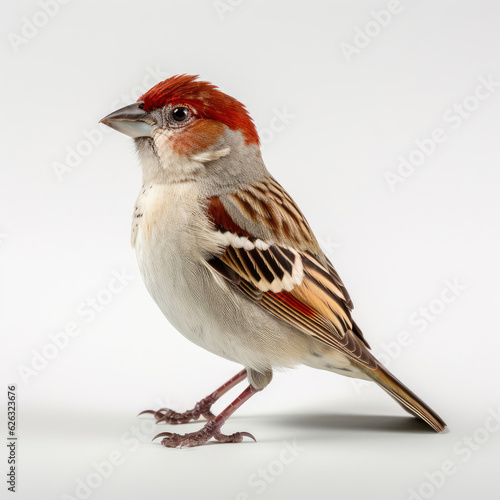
363 364 446 432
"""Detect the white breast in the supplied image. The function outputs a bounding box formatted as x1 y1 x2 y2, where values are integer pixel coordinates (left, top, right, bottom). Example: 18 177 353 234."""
132 182 259 366
130 182 318 373
133 182 220 337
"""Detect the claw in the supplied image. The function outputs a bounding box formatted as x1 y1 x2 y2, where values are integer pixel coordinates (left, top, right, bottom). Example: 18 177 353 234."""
137 409 156 417
151 423 256 448
212 430 255 444
138 408 171 420
140 377 257 447
138 402 216 425
153 431 174 441
154 409 173 421
239 431 257 443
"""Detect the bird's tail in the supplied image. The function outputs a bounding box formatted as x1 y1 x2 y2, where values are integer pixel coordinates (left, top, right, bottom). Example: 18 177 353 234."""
362 364 446 432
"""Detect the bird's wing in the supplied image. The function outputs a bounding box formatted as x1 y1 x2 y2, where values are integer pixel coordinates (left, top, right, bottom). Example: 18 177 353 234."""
205 176 375 369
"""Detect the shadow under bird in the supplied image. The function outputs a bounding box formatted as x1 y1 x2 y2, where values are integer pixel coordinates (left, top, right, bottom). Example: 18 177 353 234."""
100 75 446 448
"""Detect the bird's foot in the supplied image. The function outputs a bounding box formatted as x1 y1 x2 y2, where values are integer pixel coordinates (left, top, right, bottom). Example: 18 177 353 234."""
153 419 256 448
139 396 216 425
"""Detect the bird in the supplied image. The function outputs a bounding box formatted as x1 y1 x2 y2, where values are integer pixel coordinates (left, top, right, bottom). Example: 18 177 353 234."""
100 74 446 448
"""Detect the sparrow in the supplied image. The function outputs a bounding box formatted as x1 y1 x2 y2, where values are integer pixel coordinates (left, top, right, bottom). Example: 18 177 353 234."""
100 75 446 448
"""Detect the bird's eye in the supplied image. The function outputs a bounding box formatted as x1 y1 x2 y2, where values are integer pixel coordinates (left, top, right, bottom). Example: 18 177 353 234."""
172 106 190 122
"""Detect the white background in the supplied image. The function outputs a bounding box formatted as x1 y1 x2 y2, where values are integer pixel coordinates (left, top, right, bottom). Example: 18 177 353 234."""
2 1 500 499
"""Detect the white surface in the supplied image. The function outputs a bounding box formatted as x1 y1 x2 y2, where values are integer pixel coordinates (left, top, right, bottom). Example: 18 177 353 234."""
1 1 500 499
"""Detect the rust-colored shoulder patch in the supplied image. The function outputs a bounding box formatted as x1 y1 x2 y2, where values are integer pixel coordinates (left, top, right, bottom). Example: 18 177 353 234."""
207 196 252 237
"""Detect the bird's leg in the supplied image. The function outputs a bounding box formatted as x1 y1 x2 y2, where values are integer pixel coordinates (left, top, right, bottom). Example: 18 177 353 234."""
139 369 247 425
154 384 259 447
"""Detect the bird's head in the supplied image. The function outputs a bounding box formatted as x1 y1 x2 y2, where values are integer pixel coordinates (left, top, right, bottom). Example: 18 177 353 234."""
100 75 265 186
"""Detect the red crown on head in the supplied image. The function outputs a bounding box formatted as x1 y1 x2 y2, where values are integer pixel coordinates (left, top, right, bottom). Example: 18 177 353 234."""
138 75 259 145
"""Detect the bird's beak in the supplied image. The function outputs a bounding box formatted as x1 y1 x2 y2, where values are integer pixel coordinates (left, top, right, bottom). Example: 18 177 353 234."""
99 102 153 138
